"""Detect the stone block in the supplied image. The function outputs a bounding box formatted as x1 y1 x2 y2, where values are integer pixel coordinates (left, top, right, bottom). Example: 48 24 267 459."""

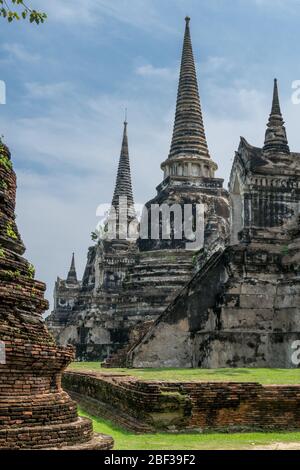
221 308 273 330
239 294 274 309
241 282 277 296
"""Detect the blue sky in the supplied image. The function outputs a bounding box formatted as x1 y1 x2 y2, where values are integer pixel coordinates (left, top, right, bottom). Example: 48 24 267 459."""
0 0 300 311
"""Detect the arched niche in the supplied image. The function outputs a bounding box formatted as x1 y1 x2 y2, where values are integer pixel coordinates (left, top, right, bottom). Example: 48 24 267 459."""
203 165 210 177
191 163 200 177
230 175 244 245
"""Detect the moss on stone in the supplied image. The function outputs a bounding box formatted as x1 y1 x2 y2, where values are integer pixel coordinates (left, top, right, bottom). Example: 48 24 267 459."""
0 179 8 191
0 154 12 171
6 222 18 240
2 269 21 280
27 263 35 279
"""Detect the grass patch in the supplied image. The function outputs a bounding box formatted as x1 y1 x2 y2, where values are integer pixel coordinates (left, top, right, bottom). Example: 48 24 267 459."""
68 363 300 385
78 407 300 450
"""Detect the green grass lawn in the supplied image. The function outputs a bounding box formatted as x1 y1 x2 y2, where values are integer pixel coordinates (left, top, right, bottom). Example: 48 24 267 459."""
68 362 300 384
79 407 300 450
72 364 300 449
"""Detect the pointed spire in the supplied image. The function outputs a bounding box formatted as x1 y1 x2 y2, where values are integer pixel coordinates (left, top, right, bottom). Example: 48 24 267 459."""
263 79 290 155
168 17 210 160
0 138 25 255
271 78 281 116
111 120 135 211
66 252 78 284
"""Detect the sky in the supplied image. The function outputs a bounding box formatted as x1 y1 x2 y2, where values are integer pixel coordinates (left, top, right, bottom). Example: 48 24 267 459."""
0 0 300 312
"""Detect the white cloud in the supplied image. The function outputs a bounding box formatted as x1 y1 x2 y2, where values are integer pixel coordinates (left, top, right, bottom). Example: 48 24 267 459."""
33 0 177 33
201 56 234 75
249 0 300 14
135 64 177 80
25 0 300 30
25 82 72 99
1 87 171 312
2 43 40 62
253 0 296 5
206 81 268 120
33 0 96 24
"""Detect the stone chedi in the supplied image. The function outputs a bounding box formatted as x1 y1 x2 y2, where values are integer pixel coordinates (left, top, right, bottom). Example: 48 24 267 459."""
47 18 230 362
0 140 113 449
129 79 300 368
102 17 230 366
51 253 82 329
139 17 229 252
109 120 137 239
47 122 138 360
118 15 230 318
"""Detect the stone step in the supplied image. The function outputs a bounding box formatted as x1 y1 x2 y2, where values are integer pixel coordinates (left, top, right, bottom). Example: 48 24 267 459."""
136 259 193 267
125 277 191 287
128 269 193 278
138 252 194 262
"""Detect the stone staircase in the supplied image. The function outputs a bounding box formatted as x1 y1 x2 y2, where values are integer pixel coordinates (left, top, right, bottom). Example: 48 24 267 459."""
115 250 195 317
104 250 195 367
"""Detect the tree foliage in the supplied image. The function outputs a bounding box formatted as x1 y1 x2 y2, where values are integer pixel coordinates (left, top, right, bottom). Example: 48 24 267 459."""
0 0 46 23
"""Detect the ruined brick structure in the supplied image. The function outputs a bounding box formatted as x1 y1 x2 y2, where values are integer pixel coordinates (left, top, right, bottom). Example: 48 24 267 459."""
47 122 139 360
63 371 300 433
130 80 300 368
0 139 113 449
47 18 300 369
47 17 230 361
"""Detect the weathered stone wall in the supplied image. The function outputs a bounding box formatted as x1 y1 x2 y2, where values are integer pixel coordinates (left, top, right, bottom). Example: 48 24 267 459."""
130 242 300 369
48 248 196 362
103 320 155 368
129 250 226 368
129 90 300 369
63 372 300 433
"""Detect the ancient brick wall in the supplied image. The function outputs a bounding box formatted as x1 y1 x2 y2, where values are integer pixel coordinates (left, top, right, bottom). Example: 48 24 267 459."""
63 372 300 433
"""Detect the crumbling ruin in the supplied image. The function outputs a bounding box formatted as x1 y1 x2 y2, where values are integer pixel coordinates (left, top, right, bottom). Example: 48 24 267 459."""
129 80 300 368
0 139 113 449
47 18 300 369
47 17 230 362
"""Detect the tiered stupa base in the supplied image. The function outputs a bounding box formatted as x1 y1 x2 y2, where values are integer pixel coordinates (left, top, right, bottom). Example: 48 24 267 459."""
0 417 113 450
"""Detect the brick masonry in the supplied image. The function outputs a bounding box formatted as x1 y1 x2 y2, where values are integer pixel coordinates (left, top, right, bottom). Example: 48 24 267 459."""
0 140 113 450
63 371 300 433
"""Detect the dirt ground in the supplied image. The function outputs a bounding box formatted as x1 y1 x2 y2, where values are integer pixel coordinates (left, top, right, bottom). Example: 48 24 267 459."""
253 443 300 450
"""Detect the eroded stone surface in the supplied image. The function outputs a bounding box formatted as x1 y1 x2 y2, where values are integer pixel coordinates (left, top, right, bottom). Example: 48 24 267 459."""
130 80 300 369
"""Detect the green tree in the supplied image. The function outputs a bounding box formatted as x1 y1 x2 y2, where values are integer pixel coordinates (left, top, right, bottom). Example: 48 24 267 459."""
0 0 46 23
